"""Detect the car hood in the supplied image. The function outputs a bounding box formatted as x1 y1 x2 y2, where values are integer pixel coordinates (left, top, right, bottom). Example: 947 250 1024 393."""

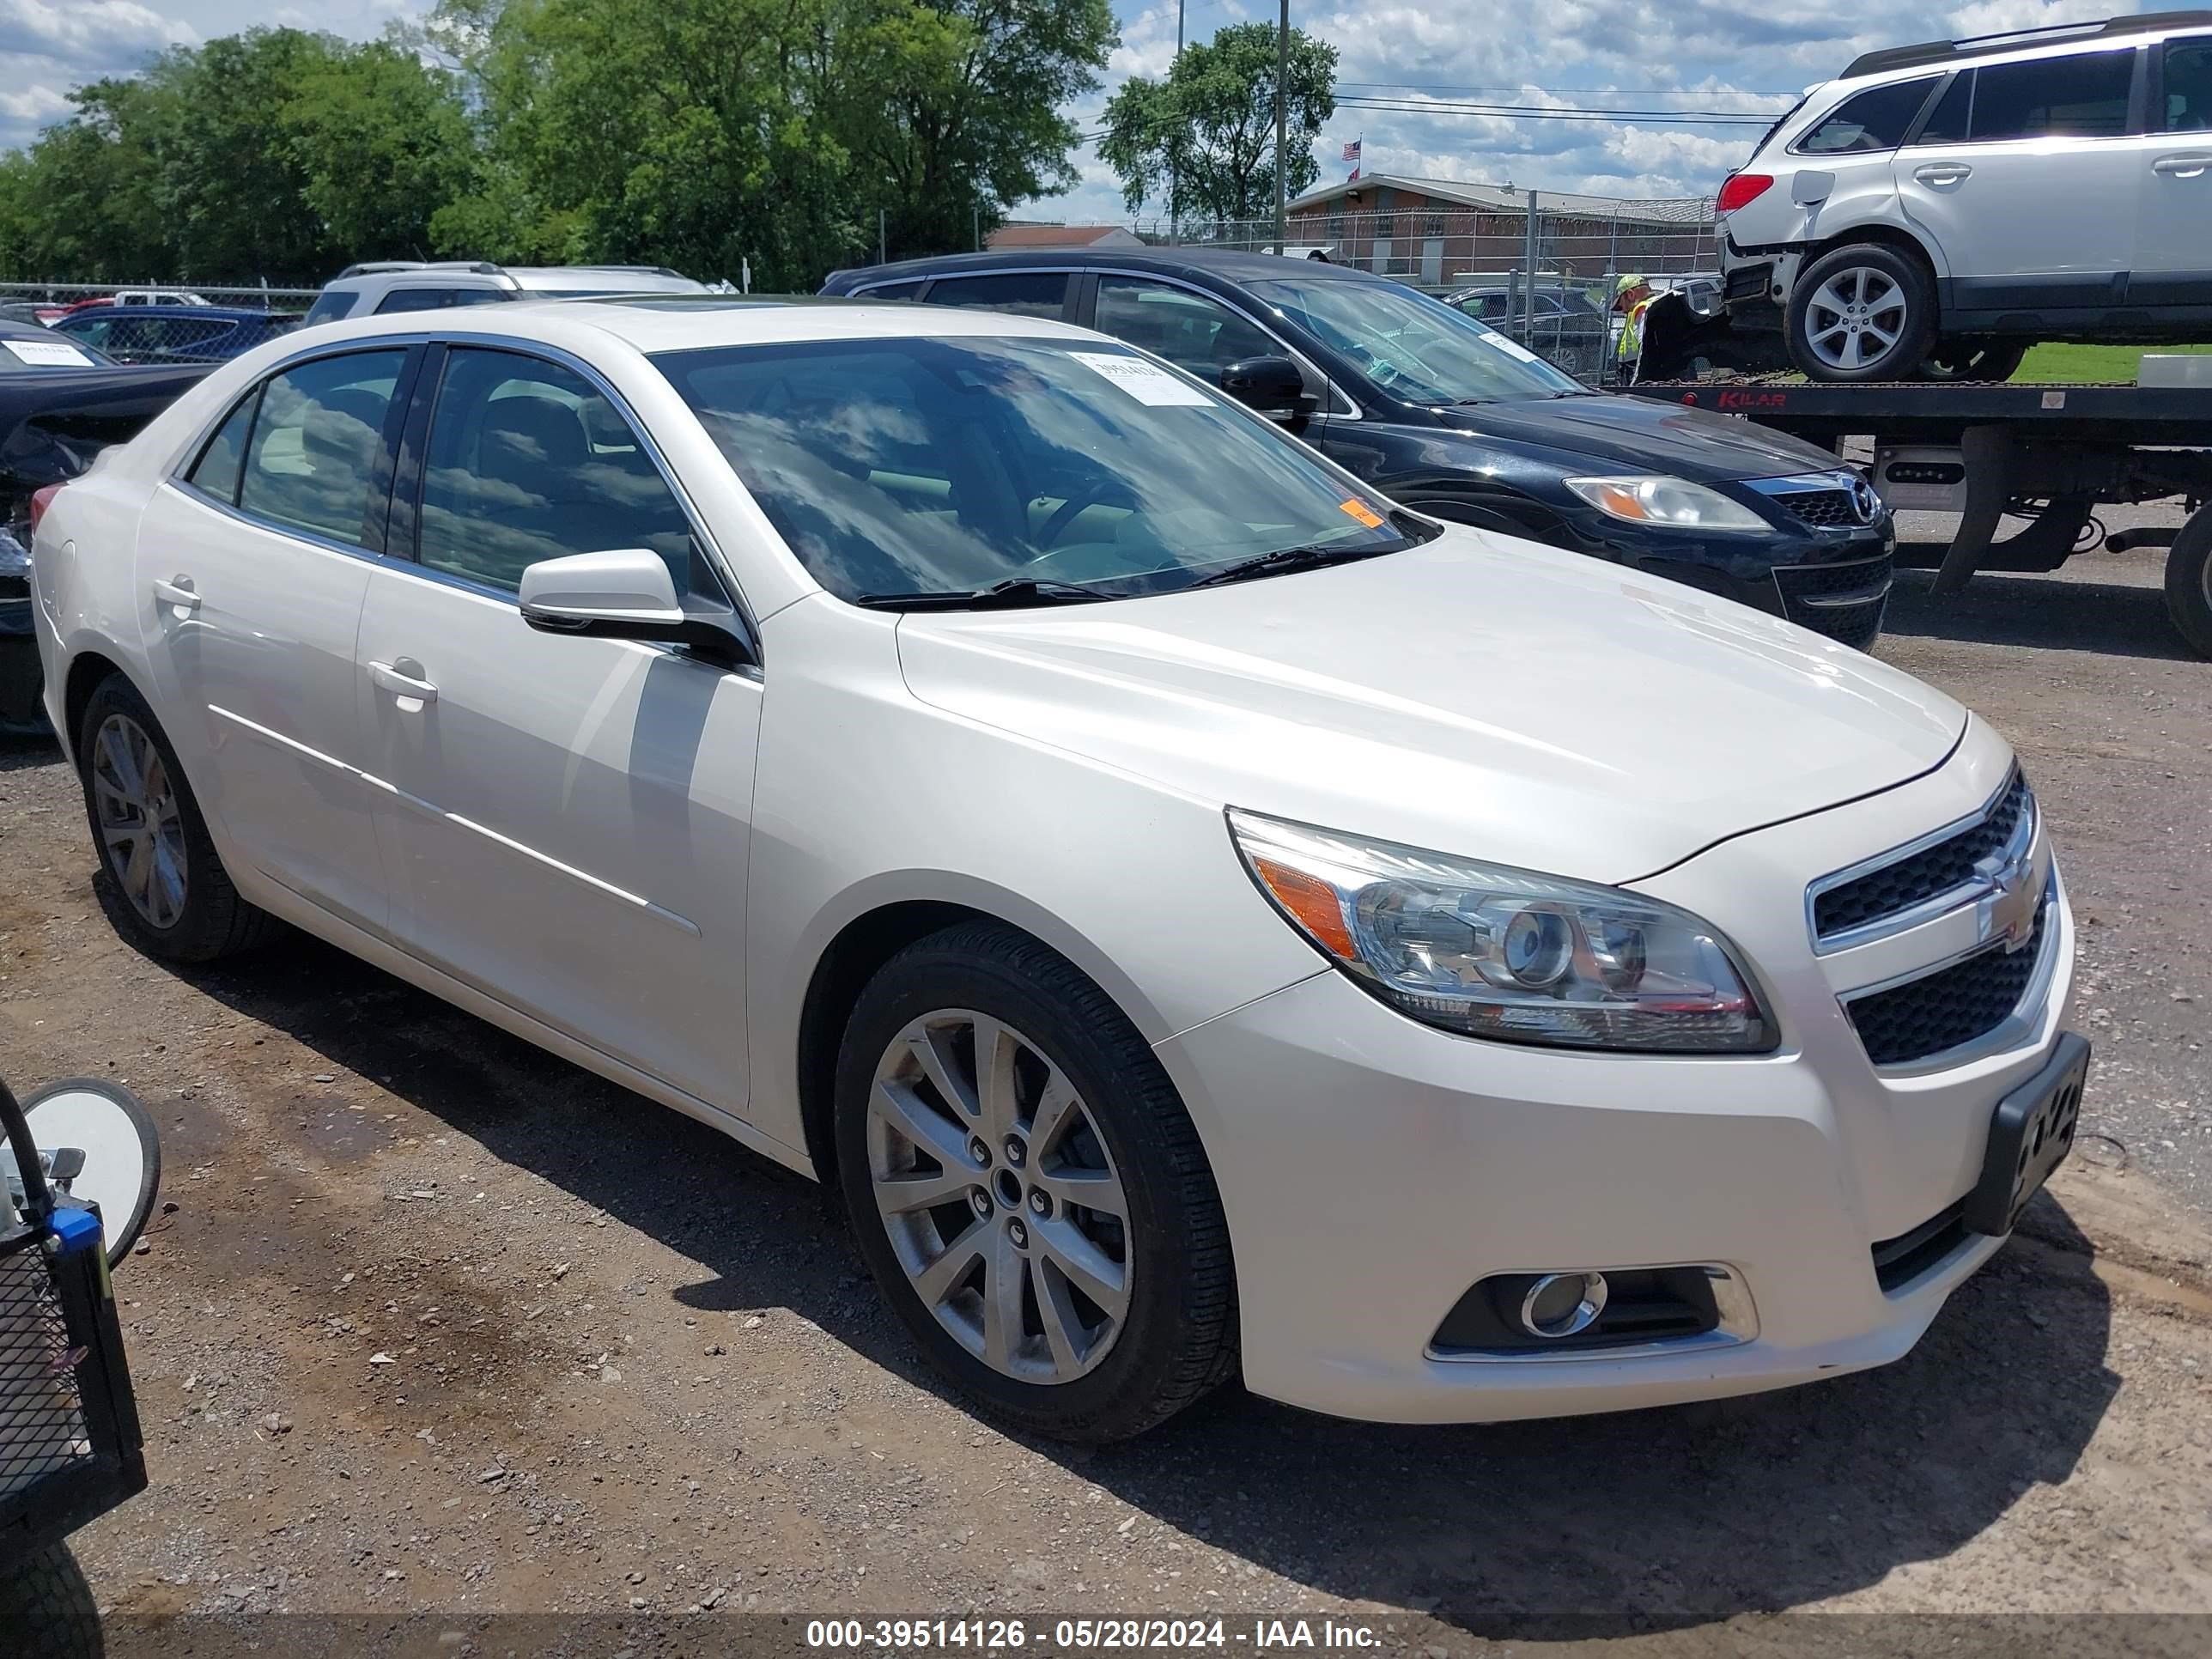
896 527 1966 884
1435 393 1846 484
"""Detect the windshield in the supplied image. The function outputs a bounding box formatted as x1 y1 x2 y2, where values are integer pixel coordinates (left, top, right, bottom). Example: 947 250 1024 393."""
655 336 1424 604
1247 275 1587 404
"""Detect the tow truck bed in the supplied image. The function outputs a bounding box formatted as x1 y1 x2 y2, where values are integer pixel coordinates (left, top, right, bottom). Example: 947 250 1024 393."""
1626 376 2212 655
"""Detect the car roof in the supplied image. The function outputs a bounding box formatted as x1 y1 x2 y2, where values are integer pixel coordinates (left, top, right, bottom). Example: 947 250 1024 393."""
291 294 1116 357
327 264 708 295
830 246 1403 290
1841 9 2211 80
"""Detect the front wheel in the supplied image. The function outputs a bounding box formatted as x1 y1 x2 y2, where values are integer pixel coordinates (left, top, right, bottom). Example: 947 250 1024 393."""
834 921 1237 1442
0 1543 103 1659
2164 507 2212 659
1787 243 1937 381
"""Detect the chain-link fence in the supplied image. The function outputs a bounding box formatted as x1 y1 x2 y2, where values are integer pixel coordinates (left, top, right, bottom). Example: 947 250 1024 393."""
1133 196 1717 386
0 283 319 368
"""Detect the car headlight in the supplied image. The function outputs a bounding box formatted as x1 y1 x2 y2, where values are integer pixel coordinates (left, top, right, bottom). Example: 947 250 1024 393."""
1228 810 1774 1053
1562 475 1771 535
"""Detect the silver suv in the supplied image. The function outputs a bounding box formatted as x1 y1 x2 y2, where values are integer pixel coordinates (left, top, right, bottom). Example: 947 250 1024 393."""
301 262 710 325
1717 12 2212 380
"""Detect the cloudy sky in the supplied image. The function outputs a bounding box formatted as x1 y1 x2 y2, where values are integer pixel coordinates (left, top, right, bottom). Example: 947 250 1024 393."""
0 0 2131 216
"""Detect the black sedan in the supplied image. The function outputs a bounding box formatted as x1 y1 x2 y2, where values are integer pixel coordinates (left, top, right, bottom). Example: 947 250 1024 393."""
821 249 1896 648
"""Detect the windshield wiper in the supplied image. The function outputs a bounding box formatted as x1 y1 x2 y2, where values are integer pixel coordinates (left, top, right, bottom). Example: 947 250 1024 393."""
1184 544 1395 590
852 576 1115 611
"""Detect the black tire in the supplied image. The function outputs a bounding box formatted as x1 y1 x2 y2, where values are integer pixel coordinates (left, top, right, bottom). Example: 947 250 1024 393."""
1787 242 1938 382
2164 507 2212 659
75 672 279 963
1918 338 2030 383
834 921 1237 1442
0 1543 104 1659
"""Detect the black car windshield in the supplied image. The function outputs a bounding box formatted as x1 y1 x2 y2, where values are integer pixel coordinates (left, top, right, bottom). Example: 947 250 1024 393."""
655 336 1425 604
1246 275 1587 404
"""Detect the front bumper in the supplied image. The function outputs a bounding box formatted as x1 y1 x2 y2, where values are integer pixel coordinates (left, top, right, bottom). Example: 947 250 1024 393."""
1584 513 1897 650
1156 730 2074 1425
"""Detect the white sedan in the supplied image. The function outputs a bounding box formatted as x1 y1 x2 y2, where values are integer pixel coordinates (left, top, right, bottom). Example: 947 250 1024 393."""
29 298 2086 1440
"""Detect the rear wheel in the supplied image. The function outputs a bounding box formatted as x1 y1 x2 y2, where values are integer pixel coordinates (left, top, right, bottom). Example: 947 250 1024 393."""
834 921 1237 1442
2164 507 2212 659
74 674 277 962
1788 243 1937 381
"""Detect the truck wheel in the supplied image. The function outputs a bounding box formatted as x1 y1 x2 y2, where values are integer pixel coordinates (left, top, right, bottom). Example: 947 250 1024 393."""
1788 243 1937 382
1919 339 2029 383
0 1543 103 1659
2164 508 2212 659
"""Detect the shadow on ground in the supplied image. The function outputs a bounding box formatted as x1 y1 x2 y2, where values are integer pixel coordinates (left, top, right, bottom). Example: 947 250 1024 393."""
1885 560 2192 660
167 920 2119 1639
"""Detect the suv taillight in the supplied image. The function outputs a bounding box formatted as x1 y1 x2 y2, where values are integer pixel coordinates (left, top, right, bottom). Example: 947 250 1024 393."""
1717 173 1774 215
27 483 62 538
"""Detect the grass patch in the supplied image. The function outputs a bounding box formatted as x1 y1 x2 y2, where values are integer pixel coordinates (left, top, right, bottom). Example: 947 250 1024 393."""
2013 342 2212 383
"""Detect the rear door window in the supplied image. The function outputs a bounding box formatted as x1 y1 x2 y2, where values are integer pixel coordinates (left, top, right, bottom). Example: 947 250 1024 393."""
1796 77 1942 152
2166 37 2212 131
1969 47 2137 140
236 350 406 547
920 272 1069 318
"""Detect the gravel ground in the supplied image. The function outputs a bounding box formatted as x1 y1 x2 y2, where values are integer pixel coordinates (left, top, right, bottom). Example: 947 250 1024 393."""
3 535 2209 1654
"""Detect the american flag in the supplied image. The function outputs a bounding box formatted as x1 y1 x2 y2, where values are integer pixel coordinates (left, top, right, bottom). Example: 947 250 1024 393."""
1341 137 1361 180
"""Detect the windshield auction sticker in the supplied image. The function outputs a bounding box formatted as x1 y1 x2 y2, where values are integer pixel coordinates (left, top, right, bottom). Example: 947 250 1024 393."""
1070 351 1216 406
1475 331 1545 365
3 337 94 368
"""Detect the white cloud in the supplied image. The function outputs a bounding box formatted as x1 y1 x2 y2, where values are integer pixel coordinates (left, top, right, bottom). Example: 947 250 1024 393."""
1049 0 2148 221
0 0 198 69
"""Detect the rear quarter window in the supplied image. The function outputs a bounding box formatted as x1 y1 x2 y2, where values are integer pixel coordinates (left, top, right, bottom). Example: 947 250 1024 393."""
1796 76 1942 153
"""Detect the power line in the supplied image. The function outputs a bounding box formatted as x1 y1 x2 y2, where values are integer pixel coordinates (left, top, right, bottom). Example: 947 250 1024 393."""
1337 94 1773 125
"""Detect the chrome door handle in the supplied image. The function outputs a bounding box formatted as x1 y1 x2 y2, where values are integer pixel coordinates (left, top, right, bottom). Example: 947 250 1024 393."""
368 659 438 704
151 575 200 612
1913 163 1972 184
2152 154 2212 178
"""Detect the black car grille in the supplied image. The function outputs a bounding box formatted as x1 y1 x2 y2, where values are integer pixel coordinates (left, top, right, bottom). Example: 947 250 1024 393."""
1814 771 2031 942
1772 488 1863 527
1844 890 2049 1066
1774 554 1893 649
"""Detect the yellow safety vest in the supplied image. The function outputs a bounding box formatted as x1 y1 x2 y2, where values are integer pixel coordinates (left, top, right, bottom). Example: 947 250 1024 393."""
1618 295 1656 360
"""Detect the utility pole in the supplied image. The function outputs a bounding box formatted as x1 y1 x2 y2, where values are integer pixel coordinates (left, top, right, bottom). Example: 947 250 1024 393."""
878 208 887 265
1273 0 1288 255
1169 0 1185 245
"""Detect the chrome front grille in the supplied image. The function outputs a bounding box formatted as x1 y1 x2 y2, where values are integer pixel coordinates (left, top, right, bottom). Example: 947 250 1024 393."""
1809 769 2033 952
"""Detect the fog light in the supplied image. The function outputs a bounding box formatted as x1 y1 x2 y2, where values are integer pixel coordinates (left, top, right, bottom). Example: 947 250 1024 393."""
1519 1272 1609 1339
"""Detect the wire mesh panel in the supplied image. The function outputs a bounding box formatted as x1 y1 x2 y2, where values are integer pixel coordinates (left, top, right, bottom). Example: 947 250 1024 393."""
0 1230 90 1504
0 283 319 367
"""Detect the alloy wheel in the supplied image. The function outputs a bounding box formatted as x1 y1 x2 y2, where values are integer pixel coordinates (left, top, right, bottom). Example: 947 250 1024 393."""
90 713 187 928
1804 267 1909 374
866 1009 1131 1383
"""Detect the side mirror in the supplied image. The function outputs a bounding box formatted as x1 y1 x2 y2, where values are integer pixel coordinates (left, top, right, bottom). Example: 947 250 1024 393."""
1218 356 1316 423
519 547 754 665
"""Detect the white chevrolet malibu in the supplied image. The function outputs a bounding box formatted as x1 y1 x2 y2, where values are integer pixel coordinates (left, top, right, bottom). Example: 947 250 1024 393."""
29 299 2087 1441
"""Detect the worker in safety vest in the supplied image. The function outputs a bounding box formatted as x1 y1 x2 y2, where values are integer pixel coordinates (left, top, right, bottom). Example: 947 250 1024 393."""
1613 273 1656 383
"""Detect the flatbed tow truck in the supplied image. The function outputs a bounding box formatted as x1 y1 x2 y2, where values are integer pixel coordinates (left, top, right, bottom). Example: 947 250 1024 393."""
1624 370 2212 657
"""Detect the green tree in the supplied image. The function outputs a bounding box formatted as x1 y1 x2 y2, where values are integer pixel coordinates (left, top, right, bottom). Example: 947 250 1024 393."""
830 0 1115 256
278 40 479 264
1098 21 1336 225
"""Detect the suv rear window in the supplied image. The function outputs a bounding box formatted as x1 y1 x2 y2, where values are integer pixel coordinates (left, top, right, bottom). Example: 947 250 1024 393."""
303 291 357 326
2167 37 2212 131
1967 47 2137 141
1796 77 1941 152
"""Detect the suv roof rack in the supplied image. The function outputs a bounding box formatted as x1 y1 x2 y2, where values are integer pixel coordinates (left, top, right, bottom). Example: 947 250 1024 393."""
1842 9 2212 79
333 260 505 279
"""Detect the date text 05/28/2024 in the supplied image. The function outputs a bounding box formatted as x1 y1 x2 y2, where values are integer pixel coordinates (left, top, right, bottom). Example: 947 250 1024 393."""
805 1620 1382 1650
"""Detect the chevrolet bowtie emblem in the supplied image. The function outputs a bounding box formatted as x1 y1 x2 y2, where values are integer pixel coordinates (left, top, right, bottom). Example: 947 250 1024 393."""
1977 844 2040 953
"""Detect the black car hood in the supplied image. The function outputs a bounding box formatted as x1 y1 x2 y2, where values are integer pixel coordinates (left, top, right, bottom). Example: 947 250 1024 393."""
1435 392 1844 484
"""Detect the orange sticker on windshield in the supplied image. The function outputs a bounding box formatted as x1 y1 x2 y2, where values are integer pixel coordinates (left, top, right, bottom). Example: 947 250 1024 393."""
1339 498 1385 529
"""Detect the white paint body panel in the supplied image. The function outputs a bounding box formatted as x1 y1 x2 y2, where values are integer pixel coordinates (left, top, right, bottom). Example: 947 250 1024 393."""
30 300 2078 1425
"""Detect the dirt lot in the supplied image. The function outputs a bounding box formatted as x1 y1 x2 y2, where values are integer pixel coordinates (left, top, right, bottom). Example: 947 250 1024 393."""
3 537 2209 1656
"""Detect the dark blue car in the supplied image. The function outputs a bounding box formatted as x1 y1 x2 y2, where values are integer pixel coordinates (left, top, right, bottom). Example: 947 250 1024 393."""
49 305 298 366
822 249 1899 648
